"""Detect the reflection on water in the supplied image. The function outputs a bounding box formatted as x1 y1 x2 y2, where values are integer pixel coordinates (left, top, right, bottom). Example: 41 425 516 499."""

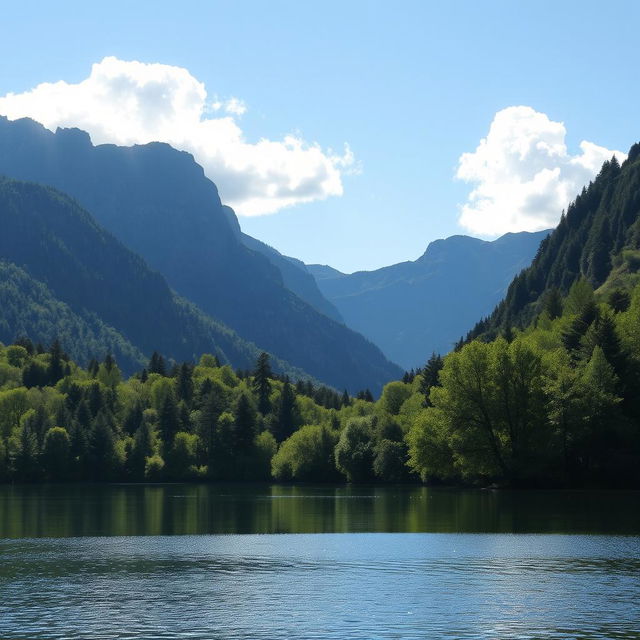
0 485 639 639
0 534 639 640
0 483 639 537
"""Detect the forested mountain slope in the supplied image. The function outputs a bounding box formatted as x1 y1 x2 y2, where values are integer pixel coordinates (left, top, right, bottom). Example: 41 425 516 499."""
0 177 304 376
0 116 401 393
308 230 549 369
468 147 640 341
401 146 640 488
0 261 145 370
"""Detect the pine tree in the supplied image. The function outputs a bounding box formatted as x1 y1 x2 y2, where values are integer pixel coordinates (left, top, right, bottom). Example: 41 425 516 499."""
273 381 299 442
543 287 563 320
234 393 257 452
158 392 180 446
88 411 117 481
130 421 154 480
175 363 194 404
148 351 167 376
122 402 144 436
420 353 444 406
252 352 272 415
48 339 65 385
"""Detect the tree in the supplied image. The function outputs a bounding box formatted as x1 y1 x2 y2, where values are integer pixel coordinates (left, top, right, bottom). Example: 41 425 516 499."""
335 417 375 482
196 382 228 465
158 392 180 447
47 339 65 385
129 421 154 481
88 412 118 481
542 288 563 320
379 381 412 415
409 339 548 484
175 363 194 404
166 432 197 479
148 351 166 376
419 353 444 406
273 381 300 442
272 424 338 481
14 414 40 482
233 393 257 452
252 352 272 415
42 427 71 480
373 440 409 482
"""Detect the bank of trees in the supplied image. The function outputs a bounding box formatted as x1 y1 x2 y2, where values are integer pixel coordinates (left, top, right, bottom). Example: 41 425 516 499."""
1 276 639 487
0 342 412 484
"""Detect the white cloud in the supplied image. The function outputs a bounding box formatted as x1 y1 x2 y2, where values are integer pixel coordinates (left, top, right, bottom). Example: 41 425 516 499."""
210 96 247 116
0 56 354 216
456 106 626 236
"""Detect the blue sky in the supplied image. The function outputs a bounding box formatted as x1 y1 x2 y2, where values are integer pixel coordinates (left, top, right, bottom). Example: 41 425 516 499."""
0 0 638 272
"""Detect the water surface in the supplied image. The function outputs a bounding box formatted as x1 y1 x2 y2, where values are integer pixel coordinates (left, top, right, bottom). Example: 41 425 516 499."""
0 485 638 639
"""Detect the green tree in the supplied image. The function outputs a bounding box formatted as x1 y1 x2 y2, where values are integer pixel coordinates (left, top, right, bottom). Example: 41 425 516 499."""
273 381 300 442
334 417 375 482
272 424 338 481
234 393 257 452
158 392 180 447
42 427 71 480
252 352 272 415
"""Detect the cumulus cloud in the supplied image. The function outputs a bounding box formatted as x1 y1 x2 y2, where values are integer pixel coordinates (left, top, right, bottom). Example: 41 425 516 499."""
0 56 354 215
456 106 626 236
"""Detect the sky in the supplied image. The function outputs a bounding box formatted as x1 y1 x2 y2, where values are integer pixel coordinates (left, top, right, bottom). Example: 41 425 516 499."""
0 0 638 273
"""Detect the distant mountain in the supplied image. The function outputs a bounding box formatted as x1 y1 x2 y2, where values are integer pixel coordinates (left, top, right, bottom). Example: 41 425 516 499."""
0 177 307 377
0 117 400 392
220 205 342 322
308 230 549 370
468 148 640 341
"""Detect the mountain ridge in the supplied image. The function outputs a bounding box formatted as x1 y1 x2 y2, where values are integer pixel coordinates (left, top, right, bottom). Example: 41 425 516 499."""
307 229 550 369
0 116 400 392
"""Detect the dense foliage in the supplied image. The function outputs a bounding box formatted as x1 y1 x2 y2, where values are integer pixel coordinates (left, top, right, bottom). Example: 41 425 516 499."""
469 145 640 341
408 278 640 486
0 345 413 484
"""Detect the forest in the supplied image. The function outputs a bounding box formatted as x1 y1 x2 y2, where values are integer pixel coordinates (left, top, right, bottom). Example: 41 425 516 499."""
1 272 639 488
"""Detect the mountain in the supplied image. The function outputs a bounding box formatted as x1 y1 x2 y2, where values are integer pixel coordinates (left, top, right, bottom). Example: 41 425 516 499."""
0 260 145 370
220 205 342 322
0 176 308 377
468 148 640 341
0 116 401 393
308 230 549 370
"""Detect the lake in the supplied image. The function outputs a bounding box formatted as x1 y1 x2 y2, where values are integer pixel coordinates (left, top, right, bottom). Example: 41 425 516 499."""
1 484 639 639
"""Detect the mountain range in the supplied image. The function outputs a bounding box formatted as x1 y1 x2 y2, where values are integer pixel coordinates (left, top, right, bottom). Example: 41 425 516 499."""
0 115 557 391
0 116 400 393
308 230 549 370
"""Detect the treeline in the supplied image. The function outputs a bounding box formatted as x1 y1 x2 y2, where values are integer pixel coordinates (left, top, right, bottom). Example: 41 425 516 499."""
2 274 640 487
408 278 640 487
0 342 415 484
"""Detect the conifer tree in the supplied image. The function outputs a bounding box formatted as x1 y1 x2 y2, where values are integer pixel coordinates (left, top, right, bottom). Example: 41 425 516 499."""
176 363 194 404
158 392 180 446
234 393 257 452
48 339 65 385
252 352 272 415
274 381 299 442
148 351 167 376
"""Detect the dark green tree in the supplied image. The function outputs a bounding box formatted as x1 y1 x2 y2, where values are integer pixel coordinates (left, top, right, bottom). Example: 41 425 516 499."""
234 393 257 452
273 381 300 442
252 352 272 414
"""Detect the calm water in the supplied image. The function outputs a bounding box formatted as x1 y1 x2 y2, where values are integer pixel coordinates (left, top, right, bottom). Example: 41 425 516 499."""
1 485 639 639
